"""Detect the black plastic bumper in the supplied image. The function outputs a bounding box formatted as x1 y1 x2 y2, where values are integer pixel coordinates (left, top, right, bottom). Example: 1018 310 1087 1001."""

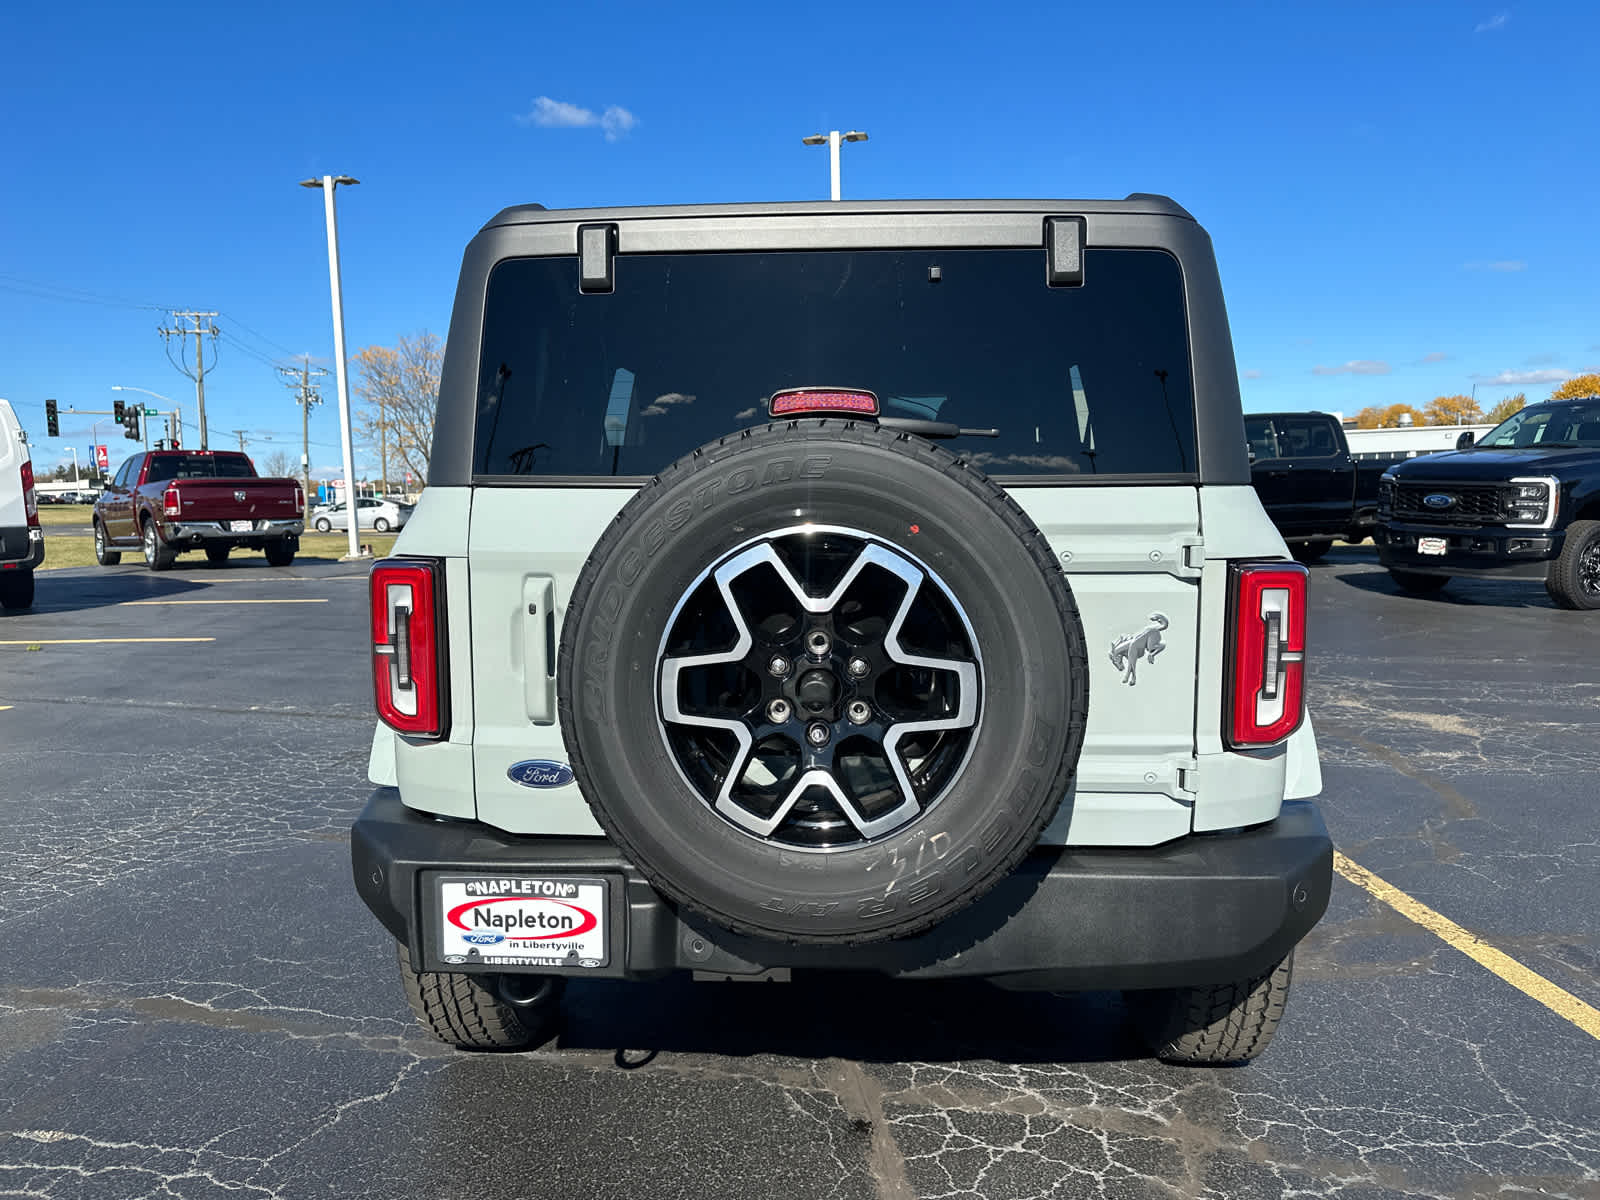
1375 521 1560 579
0 525 44 570
351 788 1333 990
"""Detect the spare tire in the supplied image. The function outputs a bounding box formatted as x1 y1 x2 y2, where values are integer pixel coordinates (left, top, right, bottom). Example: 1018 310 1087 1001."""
557 420 1088 944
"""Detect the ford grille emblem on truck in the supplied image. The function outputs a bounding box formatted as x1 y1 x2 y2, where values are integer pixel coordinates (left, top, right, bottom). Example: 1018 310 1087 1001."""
1423 493 1456 509
508 760 574 789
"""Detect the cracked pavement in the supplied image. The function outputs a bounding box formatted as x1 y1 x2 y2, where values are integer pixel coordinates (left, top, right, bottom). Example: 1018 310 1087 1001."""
0 554 1595 1199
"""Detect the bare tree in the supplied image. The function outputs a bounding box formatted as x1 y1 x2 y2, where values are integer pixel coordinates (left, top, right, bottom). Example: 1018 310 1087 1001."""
260 449 295 478
351 332 442 490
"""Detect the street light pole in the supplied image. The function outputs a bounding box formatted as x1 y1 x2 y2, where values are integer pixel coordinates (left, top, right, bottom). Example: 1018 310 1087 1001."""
300 174 362 560
801 129 868 201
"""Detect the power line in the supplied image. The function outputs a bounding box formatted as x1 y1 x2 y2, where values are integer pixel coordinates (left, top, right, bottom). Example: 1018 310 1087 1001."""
218 310 305 360
160 311 220 450
0 272 175 312
279 356 329 502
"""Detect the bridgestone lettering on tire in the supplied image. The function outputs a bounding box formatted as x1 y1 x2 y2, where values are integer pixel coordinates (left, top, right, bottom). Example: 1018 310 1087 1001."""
557 420 1089 944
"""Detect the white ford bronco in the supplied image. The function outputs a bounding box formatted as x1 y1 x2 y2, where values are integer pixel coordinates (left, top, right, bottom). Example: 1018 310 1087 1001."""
352 197 1332 1064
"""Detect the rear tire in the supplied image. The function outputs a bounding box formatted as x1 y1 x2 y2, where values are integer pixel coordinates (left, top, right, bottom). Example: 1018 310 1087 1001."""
1545 519 1600 611
1389 569 1449 594
1127 953 1293 1065
1290 541 1330 563
141 519 175 572
264 539 296 567
205 546 230 565
0 570 34 611
94 521 121 566
396 945 564 1051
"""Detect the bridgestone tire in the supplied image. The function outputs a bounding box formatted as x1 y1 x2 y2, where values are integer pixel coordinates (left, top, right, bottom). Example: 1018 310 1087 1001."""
1545 519 1600 611
94 521 121 566
0 570 34 611
1127 952 1293 1065
396 945 563 1051
558 419 1090 944
1389 569 1449 595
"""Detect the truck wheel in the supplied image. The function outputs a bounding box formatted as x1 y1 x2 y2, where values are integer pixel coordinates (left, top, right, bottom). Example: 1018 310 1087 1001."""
0 570 34 611
1389 569 1448 595
1290 541 1330 563
1126 952 1293 1065
558 419 1090 945
141 519 175 572
205 546 230 565
264 539 296 567
1545 519 1600 611
94 520 121 566
396 945 563 1051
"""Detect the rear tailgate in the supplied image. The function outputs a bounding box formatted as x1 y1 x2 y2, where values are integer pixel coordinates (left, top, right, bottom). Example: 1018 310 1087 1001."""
163 478 302 523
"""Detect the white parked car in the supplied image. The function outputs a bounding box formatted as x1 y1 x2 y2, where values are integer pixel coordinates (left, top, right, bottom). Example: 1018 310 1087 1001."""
309 497 412 533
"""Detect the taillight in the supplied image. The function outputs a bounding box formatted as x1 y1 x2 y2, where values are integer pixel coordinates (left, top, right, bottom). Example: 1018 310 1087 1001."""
294 485 305 515
371 558 448 738
1226 562 1307 748
20 462 39 526
163 484 181 516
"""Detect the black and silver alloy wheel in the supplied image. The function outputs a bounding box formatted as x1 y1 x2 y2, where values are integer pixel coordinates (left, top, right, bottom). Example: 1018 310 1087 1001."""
658 527 981 851
1583 540 1600 596
1546 519 1600 610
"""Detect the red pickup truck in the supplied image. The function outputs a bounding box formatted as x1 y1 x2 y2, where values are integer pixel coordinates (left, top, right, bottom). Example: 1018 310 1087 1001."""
93 450 305 571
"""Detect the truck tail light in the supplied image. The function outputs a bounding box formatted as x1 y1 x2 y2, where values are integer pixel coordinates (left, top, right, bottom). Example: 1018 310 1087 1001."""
294 485 305 515
163 484 182 516
1226 561 1307 748
370 558 449 738
20 462 38 526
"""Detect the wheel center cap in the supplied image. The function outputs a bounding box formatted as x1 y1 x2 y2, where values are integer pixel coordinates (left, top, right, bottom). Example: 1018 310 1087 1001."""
796 668 839 716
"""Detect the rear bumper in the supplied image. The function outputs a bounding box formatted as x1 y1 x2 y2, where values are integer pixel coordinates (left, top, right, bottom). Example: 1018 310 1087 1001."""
1375 521 1560 579
160 519 303 546
351 787 1333 990
0 525 45 570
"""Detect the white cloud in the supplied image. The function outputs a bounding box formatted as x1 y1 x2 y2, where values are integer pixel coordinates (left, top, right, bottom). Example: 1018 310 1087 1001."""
516 96 638 141
1312 360 1391 376
735 406 761 419
1474 11 1508 33
651 392 694 406
1464 260 1526 272
1420 351 1450 363
1473 368 1572 386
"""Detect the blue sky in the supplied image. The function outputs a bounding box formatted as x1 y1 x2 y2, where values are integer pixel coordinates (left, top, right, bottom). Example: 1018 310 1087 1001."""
3 1 1596 479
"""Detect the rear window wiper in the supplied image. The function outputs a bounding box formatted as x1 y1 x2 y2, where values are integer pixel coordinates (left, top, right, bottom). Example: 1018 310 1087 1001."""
877 417 999 440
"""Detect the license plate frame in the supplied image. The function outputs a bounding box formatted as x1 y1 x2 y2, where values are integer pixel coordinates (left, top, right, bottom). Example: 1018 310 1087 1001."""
428 874 610 970
1417 536 1448 556
229 520 254 533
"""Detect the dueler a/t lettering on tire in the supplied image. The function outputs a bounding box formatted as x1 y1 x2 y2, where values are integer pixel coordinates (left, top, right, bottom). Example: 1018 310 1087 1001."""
557 420 1090 944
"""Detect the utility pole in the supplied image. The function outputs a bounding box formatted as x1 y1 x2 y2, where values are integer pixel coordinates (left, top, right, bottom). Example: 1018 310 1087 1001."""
230 429 249 454
160 311 220 450
278 356 327 502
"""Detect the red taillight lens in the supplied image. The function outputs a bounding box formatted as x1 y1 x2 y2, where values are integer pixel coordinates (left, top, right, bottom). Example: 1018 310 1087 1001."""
163 484 181 516
1226 561 1308 748
20 462 39 526
768 387 880 418
370 558 448 738
294 485 305 515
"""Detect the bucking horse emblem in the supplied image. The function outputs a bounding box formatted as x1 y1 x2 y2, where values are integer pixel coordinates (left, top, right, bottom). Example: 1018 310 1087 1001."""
1109 613 1169 685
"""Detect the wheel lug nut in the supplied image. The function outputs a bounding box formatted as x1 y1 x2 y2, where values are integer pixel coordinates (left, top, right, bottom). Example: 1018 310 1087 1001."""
805 630 831 659
767 655 791 678
766 698 792 724
847 657 870 679
847 700 872 725
806 722 830 747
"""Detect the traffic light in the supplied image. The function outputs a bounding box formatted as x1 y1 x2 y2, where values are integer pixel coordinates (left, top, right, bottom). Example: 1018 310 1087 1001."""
113 399 126 423
45 398 59 438
123 408 141 441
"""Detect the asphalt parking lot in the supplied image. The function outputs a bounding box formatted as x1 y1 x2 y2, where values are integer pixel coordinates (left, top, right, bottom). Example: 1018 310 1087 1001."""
1 547 1596 1200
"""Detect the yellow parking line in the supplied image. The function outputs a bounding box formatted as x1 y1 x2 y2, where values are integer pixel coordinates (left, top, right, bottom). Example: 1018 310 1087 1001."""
0 638 215 645
121 598 330 605
1335 851 1600 1041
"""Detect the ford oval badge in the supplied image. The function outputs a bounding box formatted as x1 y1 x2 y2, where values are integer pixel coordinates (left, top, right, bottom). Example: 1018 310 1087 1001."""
1423 493 1456 510
508 760 574 789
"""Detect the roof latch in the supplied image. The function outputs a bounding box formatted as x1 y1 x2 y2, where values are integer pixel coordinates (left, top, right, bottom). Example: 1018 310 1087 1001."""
1045 216 1086 287
578 223 618 294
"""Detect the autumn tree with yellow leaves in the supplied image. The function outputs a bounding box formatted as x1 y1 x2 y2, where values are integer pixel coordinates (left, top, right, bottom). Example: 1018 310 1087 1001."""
1550 373 1600 401
1484 393 1526 424
1422 394 1483 426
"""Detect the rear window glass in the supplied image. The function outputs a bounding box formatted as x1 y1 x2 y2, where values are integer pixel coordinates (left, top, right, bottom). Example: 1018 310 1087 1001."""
144 454 256 483
473 248 1196 479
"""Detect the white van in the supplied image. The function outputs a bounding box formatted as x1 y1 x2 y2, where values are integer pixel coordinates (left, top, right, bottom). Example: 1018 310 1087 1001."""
0 398 44 610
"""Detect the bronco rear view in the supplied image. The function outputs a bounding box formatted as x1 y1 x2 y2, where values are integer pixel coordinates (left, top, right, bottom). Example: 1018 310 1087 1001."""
351 197 1333 1064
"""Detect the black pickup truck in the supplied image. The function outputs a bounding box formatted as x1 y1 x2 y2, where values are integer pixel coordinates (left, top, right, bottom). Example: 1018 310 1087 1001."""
1374 396 1600 609
1245 411 1403 561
